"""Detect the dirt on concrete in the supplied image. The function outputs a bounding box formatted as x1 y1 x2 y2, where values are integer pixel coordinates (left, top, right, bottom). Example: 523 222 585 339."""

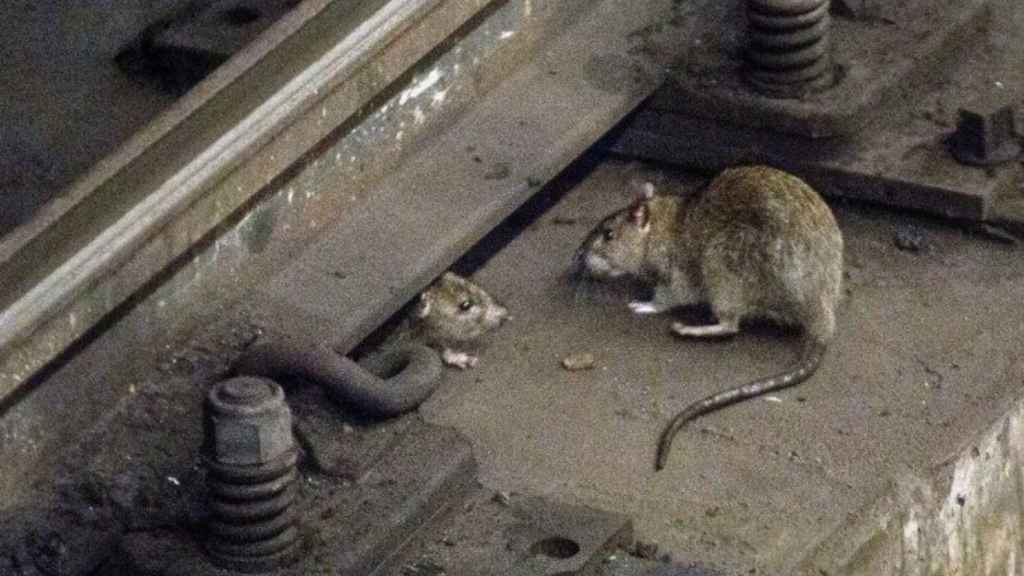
1 152 1021 575
2 1 1023 573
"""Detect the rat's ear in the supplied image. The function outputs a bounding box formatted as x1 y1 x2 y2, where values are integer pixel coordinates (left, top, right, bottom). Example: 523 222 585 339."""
414 293 432 318
640 181 655 200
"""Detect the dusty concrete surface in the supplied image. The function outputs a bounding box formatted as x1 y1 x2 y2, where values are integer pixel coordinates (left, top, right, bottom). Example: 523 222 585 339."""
1 1 1022 574
419 158 1024 575
1 156 1021 575
0 1 182 232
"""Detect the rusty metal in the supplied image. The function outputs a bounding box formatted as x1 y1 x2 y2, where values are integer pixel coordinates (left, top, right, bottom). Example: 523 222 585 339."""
204 377 293 465
115 410 479 575
234 341 443 417
745 0 833 96
605 0 1020 223
947 103 1022 166
203 377 300 572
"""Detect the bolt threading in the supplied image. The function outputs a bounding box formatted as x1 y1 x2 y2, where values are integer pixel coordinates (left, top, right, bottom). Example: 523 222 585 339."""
745 0 833 96
204 378 301 573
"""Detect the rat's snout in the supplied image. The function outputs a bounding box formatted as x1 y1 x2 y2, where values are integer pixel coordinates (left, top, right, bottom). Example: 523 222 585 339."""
488 301 511 325
579 252 619 279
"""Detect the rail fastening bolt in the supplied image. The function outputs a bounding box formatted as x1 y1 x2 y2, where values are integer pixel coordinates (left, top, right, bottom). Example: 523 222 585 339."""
203 376 301 573
745 0 834 97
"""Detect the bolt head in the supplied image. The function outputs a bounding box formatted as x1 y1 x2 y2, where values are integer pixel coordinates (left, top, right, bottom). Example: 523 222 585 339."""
204 377 293 466
949 103 1022 166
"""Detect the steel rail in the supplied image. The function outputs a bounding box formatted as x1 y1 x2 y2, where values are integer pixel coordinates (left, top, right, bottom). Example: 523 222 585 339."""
0 0 498 403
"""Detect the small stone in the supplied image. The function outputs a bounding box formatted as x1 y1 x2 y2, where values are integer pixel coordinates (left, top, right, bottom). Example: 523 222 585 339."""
492 491 513 506
561 352 596 371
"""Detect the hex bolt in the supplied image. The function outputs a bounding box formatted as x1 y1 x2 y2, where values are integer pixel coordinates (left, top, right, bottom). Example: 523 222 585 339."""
203 377 301 573
948 103 1022 167
745 0 834 97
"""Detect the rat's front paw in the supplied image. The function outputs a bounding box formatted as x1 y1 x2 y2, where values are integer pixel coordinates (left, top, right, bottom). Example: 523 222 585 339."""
628 300 667 315
442 348 479 369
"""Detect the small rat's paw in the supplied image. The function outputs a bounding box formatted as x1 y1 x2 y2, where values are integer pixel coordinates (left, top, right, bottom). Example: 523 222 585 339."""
442 348 478 369
629 300 667 315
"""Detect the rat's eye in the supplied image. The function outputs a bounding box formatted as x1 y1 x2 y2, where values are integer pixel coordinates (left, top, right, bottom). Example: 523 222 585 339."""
602 229 616 242
458 300 474 312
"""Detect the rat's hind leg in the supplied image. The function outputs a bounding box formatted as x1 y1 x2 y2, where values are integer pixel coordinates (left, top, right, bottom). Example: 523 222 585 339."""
671 318 740 338
672 272 742 338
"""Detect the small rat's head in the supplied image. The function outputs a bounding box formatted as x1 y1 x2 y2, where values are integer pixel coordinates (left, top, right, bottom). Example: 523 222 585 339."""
571 182 654 282
413 272 509 343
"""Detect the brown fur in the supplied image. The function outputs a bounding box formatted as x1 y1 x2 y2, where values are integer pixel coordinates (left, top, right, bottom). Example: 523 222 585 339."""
574 165 843 469
406 272 509 368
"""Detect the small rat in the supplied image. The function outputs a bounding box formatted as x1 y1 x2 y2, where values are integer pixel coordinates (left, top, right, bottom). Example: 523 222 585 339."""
233 272 508 417
572 165 843 470
403 271 510 369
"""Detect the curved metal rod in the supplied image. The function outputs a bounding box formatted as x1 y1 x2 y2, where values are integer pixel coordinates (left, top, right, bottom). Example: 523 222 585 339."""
233 340 442 418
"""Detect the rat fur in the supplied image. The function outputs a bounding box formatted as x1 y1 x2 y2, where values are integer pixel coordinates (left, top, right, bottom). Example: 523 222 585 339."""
405 272 510 369
573 165 843 470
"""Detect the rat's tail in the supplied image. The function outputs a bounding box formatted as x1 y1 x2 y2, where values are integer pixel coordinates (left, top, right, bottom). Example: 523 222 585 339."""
655 341 826 471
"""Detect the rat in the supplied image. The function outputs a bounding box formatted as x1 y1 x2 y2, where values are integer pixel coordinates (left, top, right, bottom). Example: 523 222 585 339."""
402 271 510 369
572 165 843 470
233 271 510 417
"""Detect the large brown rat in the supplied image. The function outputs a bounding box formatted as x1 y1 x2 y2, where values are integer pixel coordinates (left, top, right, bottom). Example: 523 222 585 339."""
572 165 843 470
402 271 510 369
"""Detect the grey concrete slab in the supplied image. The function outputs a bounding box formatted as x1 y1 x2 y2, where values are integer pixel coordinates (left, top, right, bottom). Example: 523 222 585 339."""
417 159 1024 575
